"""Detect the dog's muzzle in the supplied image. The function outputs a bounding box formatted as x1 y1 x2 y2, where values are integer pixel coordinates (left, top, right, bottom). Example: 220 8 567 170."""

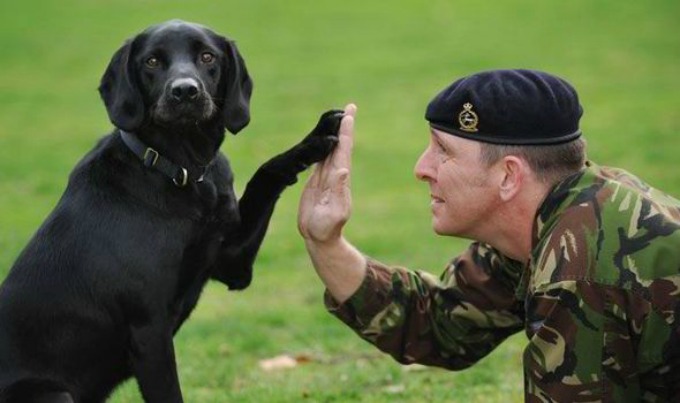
154 78 216 123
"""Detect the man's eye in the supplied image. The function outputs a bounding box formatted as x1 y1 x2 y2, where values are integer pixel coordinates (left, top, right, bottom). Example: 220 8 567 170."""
200 52 215 64
145 57 160 68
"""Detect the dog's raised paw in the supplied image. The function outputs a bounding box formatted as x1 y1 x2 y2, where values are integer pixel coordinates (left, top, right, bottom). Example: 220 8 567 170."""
301 109 344 162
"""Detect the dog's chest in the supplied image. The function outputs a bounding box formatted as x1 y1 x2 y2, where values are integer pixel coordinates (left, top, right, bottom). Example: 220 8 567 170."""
170 188 238 320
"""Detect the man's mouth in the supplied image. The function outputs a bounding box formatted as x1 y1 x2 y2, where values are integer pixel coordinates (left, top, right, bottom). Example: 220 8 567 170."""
430 194 445 205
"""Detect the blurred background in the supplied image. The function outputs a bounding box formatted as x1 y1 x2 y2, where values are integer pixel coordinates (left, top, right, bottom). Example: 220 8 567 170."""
0 0 678 401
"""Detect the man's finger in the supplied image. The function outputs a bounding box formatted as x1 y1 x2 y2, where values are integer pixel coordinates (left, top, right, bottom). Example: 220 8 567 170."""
316 145 334 188
307 159 323 189
331 104 356 171
317 103 356 188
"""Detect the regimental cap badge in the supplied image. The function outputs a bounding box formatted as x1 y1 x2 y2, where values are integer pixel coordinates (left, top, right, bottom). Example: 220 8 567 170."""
458 102 479 133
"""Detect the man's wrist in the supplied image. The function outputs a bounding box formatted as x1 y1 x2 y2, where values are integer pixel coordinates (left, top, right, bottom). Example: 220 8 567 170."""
304 236 346 254
304 236 367 304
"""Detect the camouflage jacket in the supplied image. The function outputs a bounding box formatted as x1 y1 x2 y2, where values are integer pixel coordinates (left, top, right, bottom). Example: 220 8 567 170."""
326 162 680 402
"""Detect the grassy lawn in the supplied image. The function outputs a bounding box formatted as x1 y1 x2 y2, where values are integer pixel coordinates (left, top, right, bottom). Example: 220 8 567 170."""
0 0 678 401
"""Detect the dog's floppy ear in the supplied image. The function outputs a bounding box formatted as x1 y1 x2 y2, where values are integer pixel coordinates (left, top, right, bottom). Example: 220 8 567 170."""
221 39 253 134
98 38 145 132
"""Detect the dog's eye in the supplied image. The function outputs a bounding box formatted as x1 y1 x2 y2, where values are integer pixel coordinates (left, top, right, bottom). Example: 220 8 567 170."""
200 52 215 64
145 57 160 69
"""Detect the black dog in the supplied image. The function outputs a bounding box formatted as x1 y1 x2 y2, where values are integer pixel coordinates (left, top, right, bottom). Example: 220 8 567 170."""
0 20 342 402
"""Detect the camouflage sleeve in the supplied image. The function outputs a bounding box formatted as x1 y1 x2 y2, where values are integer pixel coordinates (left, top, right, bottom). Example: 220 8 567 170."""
325 242 525 370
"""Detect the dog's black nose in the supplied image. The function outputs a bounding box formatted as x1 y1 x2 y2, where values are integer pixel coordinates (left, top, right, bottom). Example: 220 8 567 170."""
170 78 199 103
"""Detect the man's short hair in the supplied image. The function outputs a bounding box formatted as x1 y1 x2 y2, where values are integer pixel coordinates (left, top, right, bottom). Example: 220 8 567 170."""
425 69 587 185
478 138 587 185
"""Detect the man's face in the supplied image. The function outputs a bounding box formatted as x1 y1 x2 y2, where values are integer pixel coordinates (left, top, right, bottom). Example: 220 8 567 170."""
414 128 500 238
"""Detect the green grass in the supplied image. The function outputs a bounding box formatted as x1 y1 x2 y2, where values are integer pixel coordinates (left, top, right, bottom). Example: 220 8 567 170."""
0 0 678 401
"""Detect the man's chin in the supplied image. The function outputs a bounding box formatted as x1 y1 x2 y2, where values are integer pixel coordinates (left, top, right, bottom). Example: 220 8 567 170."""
432 220 463 237
433 228 453 236
432 220 448 236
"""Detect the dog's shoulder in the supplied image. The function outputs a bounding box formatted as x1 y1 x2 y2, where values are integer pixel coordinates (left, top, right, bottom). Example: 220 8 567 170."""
67 131 129 187
64 132 181 212
206 152 234 188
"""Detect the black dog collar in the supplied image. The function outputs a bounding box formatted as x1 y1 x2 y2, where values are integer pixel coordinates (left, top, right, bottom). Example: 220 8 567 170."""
120 130 206 187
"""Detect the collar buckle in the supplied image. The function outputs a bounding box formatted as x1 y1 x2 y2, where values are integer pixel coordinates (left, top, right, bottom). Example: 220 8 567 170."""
143 148 160 167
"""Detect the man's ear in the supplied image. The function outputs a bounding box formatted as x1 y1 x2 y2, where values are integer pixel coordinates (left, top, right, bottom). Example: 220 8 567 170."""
498 156 525 201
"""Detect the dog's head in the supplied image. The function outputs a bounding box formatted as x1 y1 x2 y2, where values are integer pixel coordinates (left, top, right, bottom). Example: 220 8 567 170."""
99 20 252 134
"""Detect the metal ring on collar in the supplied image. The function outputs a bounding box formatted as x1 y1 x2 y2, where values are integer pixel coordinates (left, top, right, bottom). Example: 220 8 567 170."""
173 167 188 187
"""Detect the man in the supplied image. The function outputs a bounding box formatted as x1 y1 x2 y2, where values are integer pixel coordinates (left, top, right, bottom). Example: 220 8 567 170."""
297 69 680 401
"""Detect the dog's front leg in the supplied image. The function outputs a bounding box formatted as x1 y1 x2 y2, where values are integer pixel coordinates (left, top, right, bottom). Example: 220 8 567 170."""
212 110 344 290
129 322 183 403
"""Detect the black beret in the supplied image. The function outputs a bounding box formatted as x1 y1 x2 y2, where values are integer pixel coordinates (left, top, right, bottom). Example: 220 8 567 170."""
425 69 583 145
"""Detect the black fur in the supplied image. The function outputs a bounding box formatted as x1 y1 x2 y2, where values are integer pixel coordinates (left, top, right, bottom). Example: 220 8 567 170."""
0 20 341 403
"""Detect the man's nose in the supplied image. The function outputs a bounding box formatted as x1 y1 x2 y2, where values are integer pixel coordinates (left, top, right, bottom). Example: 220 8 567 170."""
414 148 434 181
